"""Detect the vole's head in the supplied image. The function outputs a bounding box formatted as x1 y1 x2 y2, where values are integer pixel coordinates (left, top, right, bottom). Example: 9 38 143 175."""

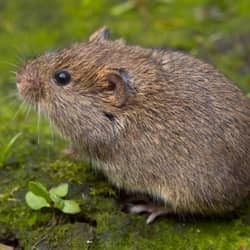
17 27 133 108
16 27 150 153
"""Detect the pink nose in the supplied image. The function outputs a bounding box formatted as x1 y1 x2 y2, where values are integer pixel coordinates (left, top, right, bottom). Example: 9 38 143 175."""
16 67 41 102
17 66 40 87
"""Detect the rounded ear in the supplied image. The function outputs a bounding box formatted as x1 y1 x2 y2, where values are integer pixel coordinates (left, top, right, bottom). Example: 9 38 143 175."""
106 69 130 107
89 27 110 42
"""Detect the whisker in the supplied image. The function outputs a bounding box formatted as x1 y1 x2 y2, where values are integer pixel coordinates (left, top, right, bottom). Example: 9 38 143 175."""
6 98 19 107
24 105 32 120
9 70 17 76
49 117 55 144
9 44 27 64
1 91 18 99
45 116 55 160
15 52 25 65
11 100 26 122
0 60 18 69
9 78 17 83
0 93 19 106
37 103 41 145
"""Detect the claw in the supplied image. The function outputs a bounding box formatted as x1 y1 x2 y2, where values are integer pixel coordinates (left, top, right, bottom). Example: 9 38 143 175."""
146 210 169 224
126 203 170 224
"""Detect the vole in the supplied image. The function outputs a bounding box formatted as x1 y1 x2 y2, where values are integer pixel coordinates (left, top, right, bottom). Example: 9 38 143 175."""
16 27 250 224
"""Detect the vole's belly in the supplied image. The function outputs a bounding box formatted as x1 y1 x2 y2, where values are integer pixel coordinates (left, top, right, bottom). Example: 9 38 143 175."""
90 157 162 195
90 155 249 214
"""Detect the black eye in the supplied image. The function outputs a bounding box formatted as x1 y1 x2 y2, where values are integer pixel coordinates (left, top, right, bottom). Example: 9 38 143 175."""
53 70 71 86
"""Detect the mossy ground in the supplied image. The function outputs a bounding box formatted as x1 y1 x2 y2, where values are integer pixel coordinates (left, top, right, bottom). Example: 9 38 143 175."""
0 1 250 249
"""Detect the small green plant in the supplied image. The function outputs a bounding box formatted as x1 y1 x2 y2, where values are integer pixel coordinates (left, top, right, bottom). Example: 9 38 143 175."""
25 181 81 214
0 132 22 167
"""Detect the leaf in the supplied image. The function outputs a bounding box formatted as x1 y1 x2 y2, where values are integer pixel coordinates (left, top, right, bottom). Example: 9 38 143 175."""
49 192 64 210
49 183 68 197
61 200 81 214
28 181 50 201
0 132 22 164
25 191 50 210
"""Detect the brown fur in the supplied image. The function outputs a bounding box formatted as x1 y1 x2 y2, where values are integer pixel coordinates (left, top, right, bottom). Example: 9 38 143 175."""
17 27 250 215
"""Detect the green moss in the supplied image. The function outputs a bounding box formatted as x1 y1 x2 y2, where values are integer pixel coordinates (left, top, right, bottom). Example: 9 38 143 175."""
90 208 250 250
44 159 90 184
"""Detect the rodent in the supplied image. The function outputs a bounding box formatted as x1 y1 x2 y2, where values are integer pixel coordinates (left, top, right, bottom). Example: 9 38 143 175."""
16 27 250 222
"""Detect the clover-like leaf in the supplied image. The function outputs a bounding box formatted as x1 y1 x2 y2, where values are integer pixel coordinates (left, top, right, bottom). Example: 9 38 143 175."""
49 183 68 198
29 181 50 202
62 200 81 214
25 191 50 210
49 192 64 210
26 181 81 215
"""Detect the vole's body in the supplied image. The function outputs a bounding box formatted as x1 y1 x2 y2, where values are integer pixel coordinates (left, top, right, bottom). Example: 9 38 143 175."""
17 28 250 219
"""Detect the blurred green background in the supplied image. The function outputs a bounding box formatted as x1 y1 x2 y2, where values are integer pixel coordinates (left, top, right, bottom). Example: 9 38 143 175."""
0 1 250 249
1 0 250 92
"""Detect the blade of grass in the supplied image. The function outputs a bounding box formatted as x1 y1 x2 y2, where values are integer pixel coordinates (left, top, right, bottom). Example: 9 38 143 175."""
0 132 22 165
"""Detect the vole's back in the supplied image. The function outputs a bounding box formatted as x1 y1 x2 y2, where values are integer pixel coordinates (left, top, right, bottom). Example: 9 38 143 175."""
158 50 250 213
